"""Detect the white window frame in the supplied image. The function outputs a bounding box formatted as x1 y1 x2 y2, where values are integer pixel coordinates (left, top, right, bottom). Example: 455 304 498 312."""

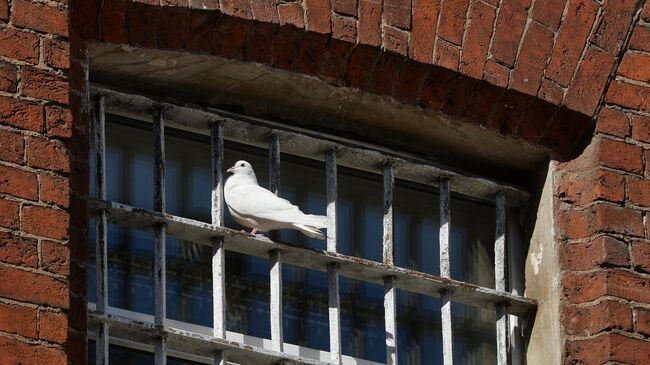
88 86 536 365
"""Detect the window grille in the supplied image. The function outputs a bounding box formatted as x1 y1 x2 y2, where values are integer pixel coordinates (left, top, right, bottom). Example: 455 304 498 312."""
88 86 536 365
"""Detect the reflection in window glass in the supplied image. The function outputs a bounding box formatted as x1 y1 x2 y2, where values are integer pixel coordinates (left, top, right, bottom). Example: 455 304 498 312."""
89 116 515 363
87 341 202 365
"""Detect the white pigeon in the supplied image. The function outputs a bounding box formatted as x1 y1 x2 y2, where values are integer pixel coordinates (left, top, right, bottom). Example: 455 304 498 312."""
224 160 327 240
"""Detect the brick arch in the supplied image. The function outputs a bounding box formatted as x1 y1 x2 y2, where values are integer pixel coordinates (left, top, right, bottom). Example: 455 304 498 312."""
71 0 609 159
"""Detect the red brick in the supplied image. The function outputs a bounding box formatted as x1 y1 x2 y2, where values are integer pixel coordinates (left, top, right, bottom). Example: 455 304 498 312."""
510 22 555 96
558 204 645 240
563 300 632 336
272 26 301 71
591 0 638 55
410 0 438 63
0 164 37 200
483 59 509 88
606 80 650 113
99 0 130 43
39 174 69 208
0 335 66 365
358 0 382 46
0 266 68 308
0 0 7 20
596 107 629 138
558 169 625 205
0 231 37 268
490 0 531 66
156 6 188 50
318 38 353 85
332 14 357 42
26 137 69 173
565 46 616 116
221 0 252 19
22 205 69 240
632 115 650 144
632 240 650 273
628 176 650 208
127 2 158 48
382 26 408 56
0 199 19 229
646 149 650 178
0 62 17 92
465 81 504 127
487 90 530 136
0 97 43 132
565 333 650 365
41 240 69 276
45 106 72 139
619 51 650 83
563 269 650 304
0 129 25 164
459 1 496 79
332 0 357 16
546 0 599 87
296 32 327 75
346 45 380 88
395 60 431 104
368 52 404 95
560 236 629 271
161 0 189 5
214 15 253 61
635 307 650 336
537 78 564 105
384 0 411 29
0 302 37 338
245 22 276 66
250 0 278 23
0 28 39 64
441 76 477 119
643 2 650 22
437 0 469 45
39 310 67 344
541 108 593 156
305 0 331 33
515 98 553 142
20 68 69 105
629 25 650 52
598 137 643 174
531 0 565 30
434 39 460 71
185 12 219 53
189 0 220 10
418 67 456 111
278 3 304 28
41 38 69 70
12 0 68 37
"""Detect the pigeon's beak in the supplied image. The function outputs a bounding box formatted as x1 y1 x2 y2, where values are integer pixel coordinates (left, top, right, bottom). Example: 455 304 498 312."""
227 165 236 173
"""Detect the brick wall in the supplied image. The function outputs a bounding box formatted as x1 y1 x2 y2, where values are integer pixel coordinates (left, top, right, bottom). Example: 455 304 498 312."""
0 0 647 364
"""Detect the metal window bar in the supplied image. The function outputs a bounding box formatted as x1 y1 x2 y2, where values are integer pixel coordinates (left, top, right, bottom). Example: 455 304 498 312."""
439 178 453 365
268 133 284 353
87 87 537 365
93 95 109 365
325 149 342 365
211 121 227 365
153 109 167 365
382 163 398 365
495 191 508 365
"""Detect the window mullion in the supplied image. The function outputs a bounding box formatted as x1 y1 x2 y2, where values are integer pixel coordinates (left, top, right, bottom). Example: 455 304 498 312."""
383 162 397 365
495 191 508 365
211 121 227 364
326 149 341 364
439 178 453 365
153 108 167 365
268 133 284 352
94 95 109 365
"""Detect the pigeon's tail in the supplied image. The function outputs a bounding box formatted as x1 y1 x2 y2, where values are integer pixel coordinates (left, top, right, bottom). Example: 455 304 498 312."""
292 223 326 240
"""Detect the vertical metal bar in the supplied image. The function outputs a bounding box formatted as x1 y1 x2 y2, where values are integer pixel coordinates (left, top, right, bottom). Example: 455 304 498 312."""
270 249 283 352
384 276 398 365
325 149 341 364
382 162 397 365
211 121 227 364
439 178 453 365
268 132 281 241
495 191 508 365
153 109 167 365
94 95 109 365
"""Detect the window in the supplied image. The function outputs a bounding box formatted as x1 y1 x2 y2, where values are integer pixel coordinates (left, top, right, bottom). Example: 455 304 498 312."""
87 88 535 365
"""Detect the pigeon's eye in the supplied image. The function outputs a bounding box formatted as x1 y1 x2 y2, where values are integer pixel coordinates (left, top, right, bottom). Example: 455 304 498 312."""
240 163 245 167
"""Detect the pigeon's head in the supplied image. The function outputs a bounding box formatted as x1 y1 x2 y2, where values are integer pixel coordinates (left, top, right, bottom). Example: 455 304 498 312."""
227 160 255 175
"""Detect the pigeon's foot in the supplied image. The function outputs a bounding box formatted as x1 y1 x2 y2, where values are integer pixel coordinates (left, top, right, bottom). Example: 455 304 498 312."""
250 228 258 235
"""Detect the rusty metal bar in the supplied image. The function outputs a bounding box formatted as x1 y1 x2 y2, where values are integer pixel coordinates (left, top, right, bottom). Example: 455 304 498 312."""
153 109 167 365
495 191 508 365
94 95 109 365
383 163 395 266
268 132 281 242
211 121 227 364
439 178 453 365
382 163 397 365
270 249 283 352
325 149 341 364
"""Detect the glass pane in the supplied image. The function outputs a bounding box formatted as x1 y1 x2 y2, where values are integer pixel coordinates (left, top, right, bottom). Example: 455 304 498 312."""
452 302 497 365
397 290 443 365
87 341 204 365
340 277 385 363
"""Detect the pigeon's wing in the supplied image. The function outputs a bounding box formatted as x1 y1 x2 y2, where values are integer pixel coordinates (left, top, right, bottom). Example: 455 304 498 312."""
227 184 325 227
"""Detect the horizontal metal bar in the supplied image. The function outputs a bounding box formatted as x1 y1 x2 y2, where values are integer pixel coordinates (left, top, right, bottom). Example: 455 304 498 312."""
88 311 331 365
91 86 529 207
88 199 536 317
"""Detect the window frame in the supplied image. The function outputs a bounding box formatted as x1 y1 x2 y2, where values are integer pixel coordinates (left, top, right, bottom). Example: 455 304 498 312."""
88 85 536 365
